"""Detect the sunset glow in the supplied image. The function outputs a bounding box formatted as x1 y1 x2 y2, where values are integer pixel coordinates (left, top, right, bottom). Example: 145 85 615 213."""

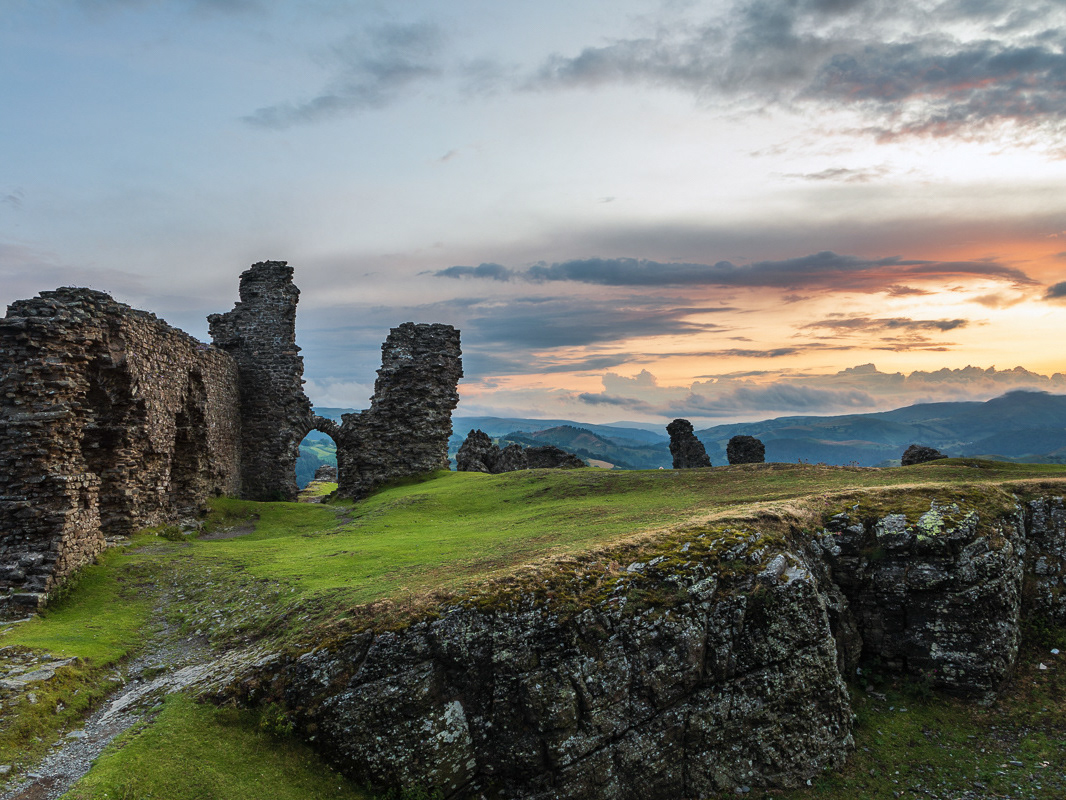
3 0 1066 425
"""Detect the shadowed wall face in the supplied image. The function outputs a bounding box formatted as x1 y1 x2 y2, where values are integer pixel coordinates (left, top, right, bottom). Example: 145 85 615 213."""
0 288 241 615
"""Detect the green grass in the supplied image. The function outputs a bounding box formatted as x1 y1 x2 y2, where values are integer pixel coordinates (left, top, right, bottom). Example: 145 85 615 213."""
42 459 1066 650
61 695 372 800
2 546 155 662
759 631 1066 800
299 480 338 498
5 458 1066 798
0 545 159 773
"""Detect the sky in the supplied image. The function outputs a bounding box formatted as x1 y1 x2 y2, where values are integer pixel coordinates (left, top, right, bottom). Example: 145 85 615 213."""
3 0 1066 427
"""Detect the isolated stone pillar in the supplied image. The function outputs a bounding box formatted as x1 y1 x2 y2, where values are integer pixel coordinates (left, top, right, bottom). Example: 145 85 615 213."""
336 323 462 498
667 418 711 468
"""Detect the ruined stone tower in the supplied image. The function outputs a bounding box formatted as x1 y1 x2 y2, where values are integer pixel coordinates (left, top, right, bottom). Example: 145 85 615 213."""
333 323 463 498
208 262 313 501
0 262 463 614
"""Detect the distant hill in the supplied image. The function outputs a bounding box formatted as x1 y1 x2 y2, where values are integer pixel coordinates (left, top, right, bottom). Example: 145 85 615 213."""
695 390 1066 466
452 416 668 445
298 391 1066 480
498 425 671 470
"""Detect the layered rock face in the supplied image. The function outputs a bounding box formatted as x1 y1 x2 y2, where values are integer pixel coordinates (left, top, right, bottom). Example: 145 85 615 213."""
456 430 586 473
816 501 1023 702
234 530 853 799
224 493 1066 798
333 323 463 499
0 289 240 614
1023 496 1066 626
666 419 711 468
209 262 313 501
727 435 765 465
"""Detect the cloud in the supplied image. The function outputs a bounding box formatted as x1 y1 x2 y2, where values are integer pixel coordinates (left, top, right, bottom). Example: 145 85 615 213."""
577 392 656 410
0 243 149 309
531 0 1066 148
567 361 1066 423
245 22 445 128
439 252 1034 292
2 189 23 209
803 316 970 332
67 0 267 14
302 377 374 409
782 166 889 183
807 38 1066 142
1045 281 1066 300
466 299 725 349
433 262 514 281
672 383 879 416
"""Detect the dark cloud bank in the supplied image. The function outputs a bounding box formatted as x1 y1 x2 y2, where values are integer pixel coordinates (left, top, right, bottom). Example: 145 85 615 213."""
533 0 1066 146
435 251 1035 292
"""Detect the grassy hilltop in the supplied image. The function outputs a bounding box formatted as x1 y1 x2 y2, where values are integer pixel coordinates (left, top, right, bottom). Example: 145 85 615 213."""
3 460 1066 798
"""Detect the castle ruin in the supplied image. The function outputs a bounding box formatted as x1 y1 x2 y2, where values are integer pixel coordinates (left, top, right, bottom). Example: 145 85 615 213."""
0 261 462 615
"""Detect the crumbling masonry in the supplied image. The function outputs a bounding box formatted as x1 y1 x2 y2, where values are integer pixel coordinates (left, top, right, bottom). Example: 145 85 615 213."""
0 261 462 615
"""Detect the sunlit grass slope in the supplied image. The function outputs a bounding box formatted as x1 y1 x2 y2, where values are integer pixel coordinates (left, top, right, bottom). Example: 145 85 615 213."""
3 459 1066 799
188 460 1066 618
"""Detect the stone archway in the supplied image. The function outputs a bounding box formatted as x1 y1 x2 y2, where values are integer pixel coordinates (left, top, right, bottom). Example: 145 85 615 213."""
294 415 344 490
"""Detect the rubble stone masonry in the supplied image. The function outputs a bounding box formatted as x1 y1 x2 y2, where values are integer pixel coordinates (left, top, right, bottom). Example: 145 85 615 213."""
208 262 313 502
334 323 463 499
0 288 241 615
0 263 463 614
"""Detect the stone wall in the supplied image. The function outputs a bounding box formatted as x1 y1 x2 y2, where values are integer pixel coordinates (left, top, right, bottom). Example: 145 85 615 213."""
208 262 313 502
332 323 463 499
0 288 241 615
1 264 464 611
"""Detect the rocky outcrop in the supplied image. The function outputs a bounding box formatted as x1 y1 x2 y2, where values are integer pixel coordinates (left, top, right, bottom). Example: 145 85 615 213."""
1024 496 1066 625
666 419 711 469
455 430 496 473
524 445 587 470
816 500 1022 702
0 288 241 615
901 444 947 466
229 528 852 799
456 430 587 474
313 464 338 482
727 435 765 465
219 491 1066 798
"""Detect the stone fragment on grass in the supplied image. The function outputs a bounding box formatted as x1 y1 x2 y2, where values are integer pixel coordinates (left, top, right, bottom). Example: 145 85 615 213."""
666 419 711 469
901 444 947 466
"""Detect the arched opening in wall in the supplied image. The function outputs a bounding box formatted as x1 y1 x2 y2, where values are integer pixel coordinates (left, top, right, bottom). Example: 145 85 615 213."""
295 423 339 496
79 353 137 535
170 371 210 515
